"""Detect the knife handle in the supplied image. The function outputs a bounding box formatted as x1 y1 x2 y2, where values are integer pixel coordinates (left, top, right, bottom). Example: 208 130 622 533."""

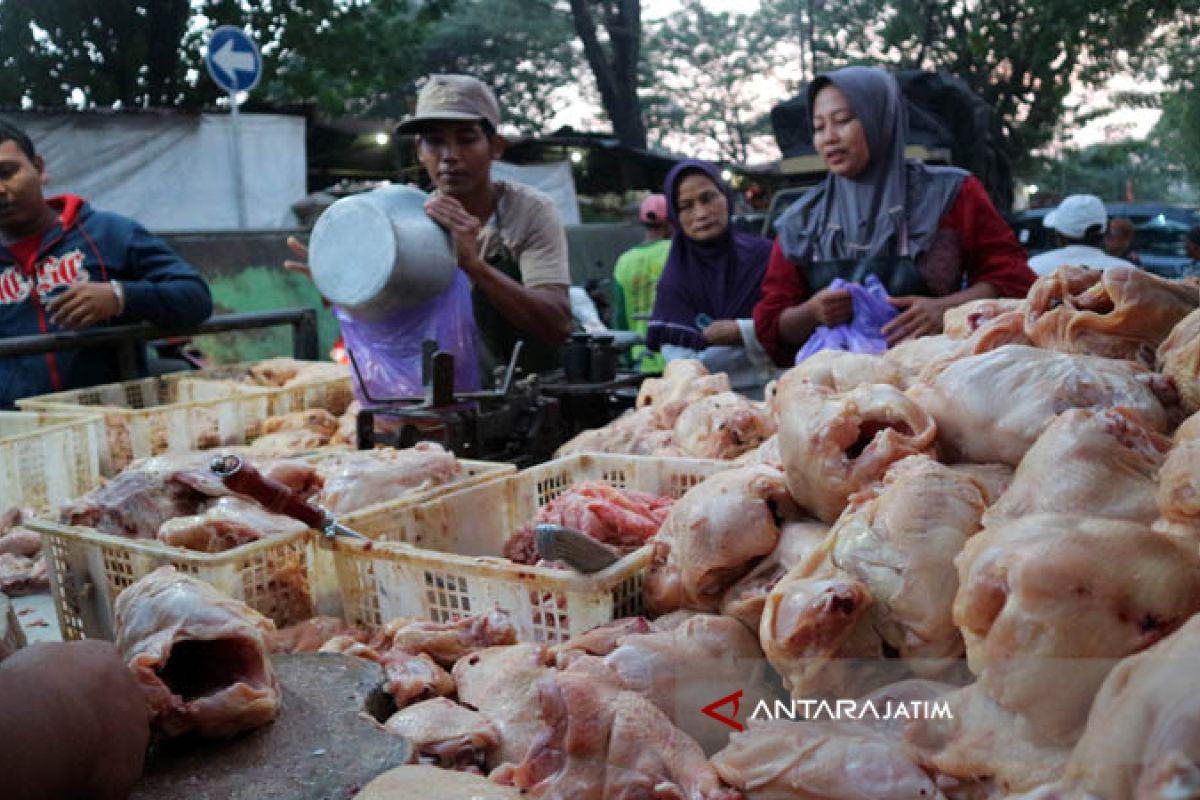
210 454 328 529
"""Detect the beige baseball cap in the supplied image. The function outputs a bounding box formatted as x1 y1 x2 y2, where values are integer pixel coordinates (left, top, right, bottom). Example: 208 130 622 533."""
395 74 501 134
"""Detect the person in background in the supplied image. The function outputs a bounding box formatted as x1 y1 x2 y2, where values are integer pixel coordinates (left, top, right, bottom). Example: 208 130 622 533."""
1028 194 1135 276
0 119 212 407
1104 216 1142 267
0 640 151 800
613 193 671 373
647 161 775 389
753 66 1035 366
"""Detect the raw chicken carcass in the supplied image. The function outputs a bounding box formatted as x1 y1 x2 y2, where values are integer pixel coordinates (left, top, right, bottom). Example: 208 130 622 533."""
984 408 1172 526
246 429 328 457
943 297 1026 339
374 610 516 669
645 465 798 615
1155 412 1200 539
114 566 280 738
268 615 367 653
907 344 1175 465
261 408 339 438
377 648 456 706
602 613 778 754
505 666 742 800
954 514 1200 744
776 381 937 522
637 359 733 429
549 617 654 665
734 433 782 468
1157 306 1200 415
713 719 947 799
1025 614 1200 799
830 455 989 667
355 765 521 799
1025 265 1198 365
554 407 660 457
673 391 777 460
720 519 830 633
156 497 309 553
948 464 1014 506
384 697 501 772
781 350 906 393
316 442 462 514
881 333 965 379
330 401 360 446
453 642 554 769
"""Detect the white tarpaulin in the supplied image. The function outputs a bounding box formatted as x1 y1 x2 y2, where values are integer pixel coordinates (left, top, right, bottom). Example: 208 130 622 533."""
491 160 581 225
16 111 306 232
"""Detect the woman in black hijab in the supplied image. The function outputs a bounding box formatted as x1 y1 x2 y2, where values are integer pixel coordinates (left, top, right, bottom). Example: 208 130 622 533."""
753 67 1036 366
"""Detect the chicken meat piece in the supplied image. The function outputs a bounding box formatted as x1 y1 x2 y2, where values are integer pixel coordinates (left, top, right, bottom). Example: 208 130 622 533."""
378 648 456 706
645 465 799 615
907 344 1175 466
759 567 888 700
830 455 989 668
316 442 462 513
1025 265 1198 366
0 525 41 558
673 391 777 460
1155 414 1200 540
1024 614 1200 799
555 407 659 457
603 613 778 755
720 519 831 633
246 357 304 387
59 453 230 539
944 298 1026 339
453 642 554 769
780 350 906 394
504 482 674 564
984 407 1172 526
261 408 340 438
384 697 501 773
373 611 516 669
355 764 521 800
954 514 1200 744
267 615 368 653
114 566 280 738
548 616 654 666
245 429 329 456
713 719 947 799
0 553 48 596
1158 307 1200 415
637 359 733 429
959 306 1033 355
776 381 937 522
330 400 361 446
156 497 309 553
505 666 742 800
906 683 1073 795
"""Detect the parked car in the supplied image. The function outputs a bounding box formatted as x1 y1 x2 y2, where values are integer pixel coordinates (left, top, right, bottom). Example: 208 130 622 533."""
1009 203 1200 278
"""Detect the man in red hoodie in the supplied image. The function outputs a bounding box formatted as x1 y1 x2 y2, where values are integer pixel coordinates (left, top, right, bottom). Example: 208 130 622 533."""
0 118 212 407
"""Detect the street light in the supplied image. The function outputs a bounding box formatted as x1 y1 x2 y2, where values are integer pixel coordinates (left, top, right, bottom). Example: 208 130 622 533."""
570 150 584 164
1028 184 1039 195
374 133 390 146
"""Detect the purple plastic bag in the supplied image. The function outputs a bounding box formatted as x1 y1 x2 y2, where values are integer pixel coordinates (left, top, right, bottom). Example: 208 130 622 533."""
335 270 481 402
794 275 899 365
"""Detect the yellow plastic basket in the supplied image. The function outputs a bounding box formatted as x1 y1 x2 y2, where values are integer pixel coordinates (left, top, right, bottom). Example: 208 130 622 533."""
326 454 732 642
0 411 104 511
164 360 354 417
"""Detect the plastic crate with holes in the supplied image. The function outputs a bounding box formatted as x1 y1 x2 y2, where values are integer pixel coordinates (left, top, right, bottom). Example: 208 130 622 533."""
324 453 732 643
28 518 316 641
163 359 354 417
0 411 105 511
17 376 272 474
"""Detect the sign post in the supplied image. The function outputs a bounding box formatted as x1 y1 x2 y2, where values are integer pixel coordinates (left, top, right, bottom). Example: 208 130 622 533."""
204 26 262 229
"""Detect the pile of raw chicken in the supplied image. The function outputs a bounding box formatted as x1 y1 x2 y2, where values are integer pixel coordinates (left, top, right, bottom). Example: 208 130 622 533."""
100 265 1200 798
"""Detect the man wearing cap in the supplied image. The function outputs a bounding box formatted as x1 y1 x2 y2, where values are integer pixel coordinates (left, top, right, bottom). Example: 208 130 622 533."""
612 194 671 373
397 74 572 377
1028 194 1136 276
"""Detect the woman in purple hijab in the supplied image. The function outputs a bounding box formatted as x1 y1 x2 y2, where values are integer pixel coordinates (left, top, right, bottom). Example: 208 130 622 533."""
646 160 775 386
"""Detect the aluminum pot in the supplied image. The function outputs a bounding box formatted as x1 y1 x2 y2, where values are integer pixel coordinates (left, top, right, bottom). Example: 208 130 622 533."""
308 185 457 319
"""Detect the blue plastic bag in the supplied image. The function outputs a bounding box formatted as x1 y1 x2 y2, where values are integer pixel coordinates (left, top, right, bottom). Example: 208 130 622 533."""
794 275 898 365
335 270 481 402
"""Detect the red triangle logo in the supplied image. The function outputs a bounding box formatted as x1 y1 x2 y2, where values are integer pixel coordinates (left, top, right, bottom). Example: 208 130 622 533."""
701 689 745 732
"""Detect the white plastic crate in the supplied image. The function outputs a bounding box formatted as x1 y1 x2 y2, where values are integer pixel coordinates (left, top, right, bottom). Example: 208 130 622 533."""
17 376 272 474
0 412 104 511
326 454 732 642
165 359 353 417
30 518 317 641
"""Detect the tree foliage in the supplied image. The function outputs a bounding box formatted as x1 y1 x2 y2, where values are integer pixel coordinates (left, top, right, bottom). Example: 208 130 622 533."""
568 0 647 148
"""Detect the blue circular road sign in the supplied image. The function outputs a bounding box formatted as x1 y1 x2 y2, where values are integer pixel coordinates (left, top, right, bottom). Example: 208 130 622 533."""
205 26 262 94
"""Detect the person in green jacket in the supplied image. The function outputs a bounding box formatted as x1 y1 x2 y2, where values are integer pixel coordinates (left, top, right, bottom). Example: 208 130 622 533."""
613 194 671 373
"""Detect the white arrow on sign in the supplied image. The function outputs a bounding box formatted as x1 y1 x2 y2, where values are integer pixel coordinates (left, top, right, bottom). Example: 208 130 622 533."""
213 39 256 79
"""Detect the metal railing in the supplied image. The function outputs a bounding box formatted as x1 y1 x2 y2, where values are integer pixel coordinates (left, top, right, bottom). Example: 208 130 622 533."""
0 308 320 380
